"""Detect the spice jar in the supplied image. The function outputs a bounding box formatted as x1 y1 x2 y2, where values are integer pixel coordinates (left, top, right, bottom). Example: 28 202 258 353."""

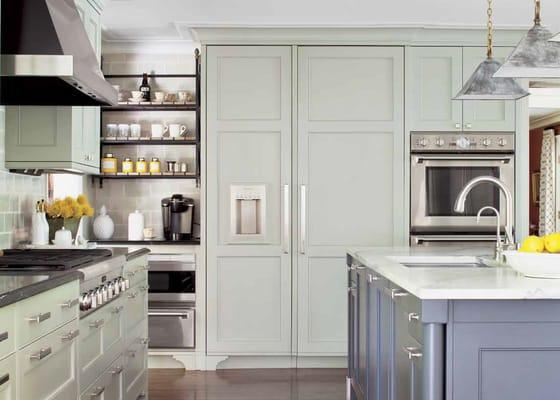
101 153 118 174
136 157 148 173
149 157 161 173
122 157 134 174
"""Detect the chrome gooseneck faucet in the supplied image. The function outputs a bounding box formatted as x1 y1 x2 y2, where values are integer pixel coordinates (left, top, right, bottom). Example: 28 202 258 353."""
453 176 515 248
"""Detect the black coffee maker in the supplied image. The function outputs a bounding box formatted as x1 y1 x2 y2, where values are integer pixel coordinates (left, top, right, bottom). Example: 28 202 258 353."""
162 195 195 240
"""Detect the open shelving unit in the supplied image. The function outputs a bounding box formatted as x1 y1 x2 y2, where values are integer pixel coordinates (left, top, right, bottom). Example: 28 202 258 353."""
93 49 201 188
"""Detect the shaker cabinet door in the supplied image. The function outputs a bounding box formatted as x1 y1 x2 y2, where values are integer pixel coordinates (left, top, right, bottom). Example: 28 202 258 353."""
206 46 293 354
462 47 516 132
297 46 405 356
407 47 463 131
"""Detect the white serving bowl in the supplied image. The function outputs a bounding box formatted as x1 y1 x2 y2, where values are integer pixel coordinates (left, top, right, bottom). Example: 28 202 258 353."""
503 250 560 279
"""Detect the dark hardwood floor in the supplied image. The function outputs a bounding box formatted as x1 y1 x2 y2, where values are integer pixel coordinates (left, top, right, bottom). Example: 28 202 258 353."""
149 368 346 400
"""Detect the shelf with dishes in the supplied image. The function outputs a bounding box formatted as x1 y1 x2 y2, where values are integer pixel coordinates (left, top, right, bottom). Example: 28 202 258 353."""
102 103 197 112
101 137 198 145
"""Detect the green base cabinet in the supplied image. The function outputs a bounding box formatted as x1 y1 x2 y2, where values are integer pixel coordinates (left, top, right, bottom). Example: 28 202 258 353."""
0 354 16 400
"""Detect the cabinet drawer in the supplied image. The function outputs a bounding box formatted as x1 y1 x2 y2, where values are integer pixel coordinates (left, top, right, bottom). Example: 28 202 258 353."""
124 320 148 400
0 305 15 361
79 297 125 390
124 283 148 333
125 370 147 400
124 257 148 288
0 354 16 400
16 281 79 348
80 355 124 400
17 318 79 400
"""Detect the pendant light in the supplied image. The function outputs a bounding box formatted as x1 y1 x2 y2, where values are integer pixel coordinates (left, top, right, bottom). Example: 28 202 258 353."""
494 0 560 78
454 0 529 100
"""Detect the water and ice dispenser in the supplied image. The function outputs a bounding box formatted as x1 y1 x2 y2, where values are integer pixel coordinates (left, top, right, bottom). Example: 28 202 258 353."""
230 185 266 242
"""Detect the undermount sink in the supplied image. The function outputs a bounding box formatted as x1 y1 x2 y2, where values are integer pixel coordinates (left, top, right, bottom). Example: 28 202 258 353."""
388 256 492 269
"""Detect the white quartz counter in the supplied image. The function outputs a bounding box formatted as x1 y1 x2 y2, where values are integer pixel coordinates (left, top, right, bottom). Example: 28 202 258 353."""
349 246 560 300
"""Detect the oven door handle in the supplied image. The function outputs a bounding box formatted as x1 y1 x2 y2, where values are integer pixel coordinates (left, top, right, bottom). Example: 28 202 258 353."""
148 311 191 318
412 235 495 245
413 155 512 163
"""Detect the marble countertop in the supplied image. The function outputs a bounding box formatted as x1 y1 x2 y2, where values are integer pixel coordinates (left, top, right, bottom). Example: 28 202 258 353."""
349 246 560 300
0 246 150 308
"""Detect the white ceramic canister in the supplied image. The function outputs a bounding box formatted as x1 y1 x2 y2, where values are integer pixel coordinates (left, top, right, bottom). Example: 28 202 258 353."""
93 205 115 240
128 210 145 241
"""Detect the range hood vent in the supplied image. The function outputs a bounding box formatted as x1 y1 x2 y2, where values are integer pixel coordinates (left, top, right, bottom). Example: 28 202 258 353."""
0 0 117 106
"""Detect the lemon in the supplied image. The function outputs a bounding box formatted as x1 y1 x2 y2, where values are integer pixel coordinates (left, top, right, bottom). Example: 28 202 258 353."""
544 233 560 253
519 235 545 253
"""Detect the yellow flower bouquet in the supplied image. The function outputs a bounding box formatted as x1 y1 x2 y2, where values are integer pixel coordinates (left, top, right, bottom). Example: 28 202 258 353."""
46 195 94 241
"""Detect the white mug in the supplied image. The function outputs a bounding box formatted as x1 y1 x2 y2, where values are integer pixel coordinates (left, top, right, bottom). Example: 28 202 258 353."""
53 227 72 247
130 90 143 100
106 123 118 137
118 124 130 137
151 124 168 138
130 124 141 137
177 91 188 102
154 92 165 102
167 124 187 138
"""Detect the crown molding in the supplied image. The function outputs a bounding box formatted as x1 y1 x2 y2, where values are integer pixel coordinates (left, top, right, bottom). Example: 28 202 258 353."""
530 111 560 130
101 40 199 54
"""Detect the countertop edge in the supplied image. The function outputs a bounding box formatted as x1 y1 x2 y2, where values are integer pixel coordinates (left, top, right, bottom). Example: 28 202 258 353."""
125 248 151 260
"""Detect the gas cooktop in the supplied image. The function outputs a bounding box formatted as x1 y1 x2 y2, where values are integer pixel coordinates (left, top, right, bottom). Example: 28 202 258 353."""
0 249 113 271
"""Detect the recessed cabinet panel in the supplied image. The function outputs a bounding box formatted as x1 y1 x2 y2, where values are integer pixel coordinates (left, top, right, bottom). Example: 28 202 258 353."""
307 132 395 247
408 47 463 131
0 354 16 400
308 57 394 121
217 56 282 121
298 257 347 354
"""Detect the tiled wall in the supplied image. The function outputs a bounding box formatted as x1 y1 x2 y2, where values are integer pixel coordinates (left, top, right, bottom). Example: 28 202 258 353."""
88 50 200 240
0 107 46 248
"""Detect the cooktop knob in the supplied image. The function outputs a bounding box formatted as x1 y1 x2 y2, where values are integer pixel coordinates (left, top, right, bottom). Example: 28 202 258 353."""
482 138 492 147
435 137 445 147
418 137 428 147
456 136 470 149
498 138 507 147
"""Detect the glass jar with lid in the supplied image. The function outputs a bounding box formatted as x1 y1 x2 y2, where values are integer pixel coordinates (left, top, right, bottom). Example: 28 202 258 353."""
149 157 161 174
101 153 118 174
136 157 148 174
122 157 134 174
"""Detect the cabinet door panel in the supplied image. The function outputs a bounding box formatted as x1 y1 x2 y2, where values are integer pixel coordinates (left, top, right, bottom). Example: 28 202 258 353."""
298 46 404 355
462 47 516 132
408 47 463 131
0 354 16 400
207 46 292 354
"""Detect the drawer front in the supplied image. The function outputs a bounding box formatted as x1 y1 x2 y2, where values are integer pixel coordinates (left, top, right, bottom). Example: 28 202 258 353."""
104 297 125 355
0 354 16 400
16 281 79 348
80 355 124 400
125 370 146 400
124 284 148 333
18 319 79 400
124 320 148 398
124 257 148 288
148 308 195 349
0 305 15 361
386 283 423 343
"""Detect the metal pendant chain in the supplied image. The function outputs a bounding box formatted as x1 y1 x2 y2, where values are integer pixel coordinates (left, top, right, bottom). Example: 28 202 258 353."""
534 0 541 25
486 0 493 58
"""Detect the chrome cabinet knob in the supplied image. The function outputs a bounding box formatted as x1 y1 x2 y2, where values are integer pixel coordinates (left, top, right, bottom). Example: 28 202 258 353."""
455 123 461 130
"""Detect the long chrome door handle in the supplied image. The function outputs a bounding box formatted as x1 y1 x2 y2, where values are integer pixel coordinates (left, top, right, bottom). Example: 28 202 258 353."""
60 298 79 309
283 184 290 254
300 185 306 254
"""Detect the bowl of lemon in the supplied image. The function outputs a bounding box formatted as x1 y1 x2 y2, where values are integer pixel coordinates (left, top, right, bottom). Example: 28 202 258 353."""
503 233 560 278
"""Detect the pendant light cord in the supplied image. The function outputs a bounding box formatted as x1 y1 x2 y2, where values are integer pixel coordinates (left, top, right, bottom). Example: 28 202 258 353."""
534 0 541 25
487 0 493 58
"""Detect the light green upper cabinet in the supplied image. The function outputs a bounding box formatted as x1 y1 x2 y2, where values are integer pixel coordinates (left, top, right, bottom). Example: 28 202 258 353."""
4 0 102 174
407 47 464 132
462 47 516 132
408 46 516 132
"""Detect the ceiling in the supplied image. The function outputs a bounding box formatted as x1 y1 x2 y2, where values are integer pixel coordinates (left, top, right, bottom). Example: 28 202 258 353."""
101 0 560 42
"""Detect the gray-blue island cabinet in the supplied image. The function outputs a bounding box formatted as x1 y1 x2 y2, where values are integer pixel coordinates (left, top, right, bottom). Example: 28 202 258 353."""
347 253 560 400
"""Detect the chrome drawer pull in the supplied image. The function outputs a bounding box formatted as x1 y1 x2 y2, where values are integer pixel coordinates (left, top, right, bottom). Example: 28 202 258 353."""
0 373 9 387
112 305 124 314
140 285 149 292
61 329 80 342
140 337 150 346
403 346 423 360
367 274 379 283
110 365 123 375
60 298 79 309
89 319 104 329
384 288 409 299
26 311 51 324
30 347 52 361
89 386 105 398
148 311 190 318
408 312 420 322
127 291 138 299
0 331 7 343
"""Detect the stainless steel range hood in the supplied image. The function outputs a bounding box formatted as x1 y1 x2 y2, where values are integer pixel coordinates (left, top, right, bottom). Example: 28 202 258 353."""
0 0 117 106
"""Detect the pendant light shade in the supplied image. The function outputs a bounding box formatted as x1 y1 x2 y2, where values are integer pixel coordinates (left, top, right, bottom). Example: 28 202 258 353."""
494 1 560 78
549 32 560 42
454 58 529 100
454 0 529 100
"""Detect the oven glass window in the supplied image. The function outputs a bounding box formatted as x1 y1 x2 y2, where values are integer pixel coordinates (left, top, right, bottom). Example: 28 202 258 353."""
148 271 195 293
426 167 500 216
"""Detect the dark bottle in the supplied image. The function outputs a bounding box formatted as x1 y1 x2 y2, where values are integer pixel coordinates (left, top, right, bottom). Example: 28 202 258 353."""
139 73 151 101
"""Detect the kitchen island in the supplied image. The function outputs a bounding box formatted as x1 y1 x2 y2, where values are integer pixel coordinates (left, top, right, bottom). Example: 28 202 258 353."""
347 247 560 400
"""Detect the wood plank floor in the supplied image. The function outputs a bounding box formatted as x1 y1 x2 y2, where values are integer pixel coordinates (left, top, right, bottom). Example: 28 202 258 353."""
149 368 346 400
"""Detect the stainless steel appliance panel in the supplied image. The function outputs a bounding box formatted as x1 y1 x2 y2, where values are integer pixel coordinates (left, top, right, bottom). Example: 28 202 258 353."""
148 254 196 303
148 308 195 349
410 234 497 248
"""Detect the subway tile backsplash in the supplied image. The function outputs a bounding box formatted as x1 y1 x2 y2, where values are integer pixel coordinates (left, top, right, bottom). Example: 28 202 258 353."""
0 107 46 248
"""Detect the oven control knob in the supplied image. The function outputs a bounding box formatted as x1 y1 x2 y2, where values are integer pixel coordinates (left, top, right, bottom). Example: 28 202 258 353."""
456 136 470 149
482 138 492 147
498 138 507 147
418 137 428 147
435 137 445 147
